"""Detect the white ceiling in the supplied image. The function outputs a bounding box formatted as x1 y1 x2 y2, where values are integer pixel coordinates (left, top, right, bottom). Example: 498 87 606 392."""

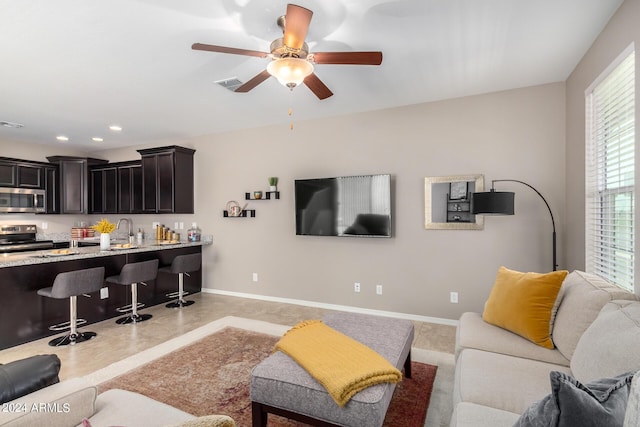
0 0 623 149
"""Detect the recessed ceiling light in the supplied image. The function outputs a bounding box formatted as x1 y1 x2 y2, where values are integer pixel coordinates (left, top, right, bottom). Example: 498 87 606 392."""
56 135 69 142
0 121 24 128
92 137 104 142
109 125 122 132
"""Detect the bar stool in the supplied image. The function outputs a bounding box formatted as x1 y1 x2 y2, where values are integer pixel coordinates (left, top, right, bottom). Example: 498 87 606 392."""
106 259 158 324
37 266 105 346
159 253 201 308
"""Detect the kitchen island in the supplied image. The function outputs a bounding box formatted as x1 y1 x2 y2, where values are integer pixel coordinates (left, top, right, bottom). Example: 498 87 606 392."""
0 241 209 350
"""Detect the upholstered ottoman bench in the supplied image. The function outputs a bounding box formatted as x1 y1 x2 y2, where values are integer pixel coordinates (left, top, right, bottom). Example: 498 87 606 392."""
250 311 415 427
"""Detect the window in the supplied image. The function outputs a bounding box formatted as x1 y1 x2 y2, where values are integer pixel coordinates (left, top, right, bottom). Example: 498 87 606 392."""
585 46 635 291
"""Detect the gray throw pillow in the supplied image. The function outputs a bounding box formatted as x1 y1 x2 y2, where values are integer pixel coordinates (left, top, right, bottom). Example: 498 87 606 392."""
514 371 633 427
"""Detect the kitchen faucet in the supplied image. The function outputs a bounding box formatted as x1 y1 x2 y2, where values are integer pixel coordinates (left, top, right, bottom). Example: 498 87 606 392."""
116 218 134 242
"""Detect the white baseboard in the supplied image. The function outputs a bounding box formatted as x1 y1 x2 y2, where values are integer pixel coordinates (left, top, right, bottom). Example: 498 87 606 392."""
203 288 459 327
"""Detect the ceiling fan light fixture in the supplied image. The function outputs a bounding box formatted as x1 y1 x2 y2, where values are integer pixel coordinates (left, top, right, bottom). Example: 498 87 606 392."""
267 57 313 89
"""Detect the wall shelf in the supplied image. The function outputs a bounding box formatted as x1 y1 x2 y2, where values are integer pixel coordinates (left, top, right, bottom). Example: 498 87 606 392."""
223 209 256 218
245 191 280 200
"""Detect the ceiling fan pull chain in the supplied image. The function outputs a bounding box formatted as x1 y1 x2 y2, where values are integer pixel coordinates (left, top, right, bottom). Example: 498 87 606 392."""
289 88 294 130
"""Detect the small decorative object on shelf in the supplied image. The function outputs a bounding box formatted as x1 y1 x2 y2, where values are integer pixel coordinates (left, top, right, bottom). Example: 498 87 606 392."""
226 200 248 217
254 191 263 200
223 209 256 218
268 176 278 192
245 191 280 200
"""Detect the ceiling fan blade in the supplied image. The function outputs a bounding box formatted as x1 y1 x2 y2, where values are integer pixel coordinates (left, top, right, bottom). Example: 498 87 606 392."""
303 73 333 100
283 4 313 50
192 43 269 58
235 70 272 93
312 51 383 65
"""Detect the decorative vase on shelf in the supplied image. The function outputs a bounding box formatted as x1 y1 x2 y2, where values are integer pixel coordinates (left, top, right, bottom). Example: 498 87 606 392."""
100 233 111 251
268 177 278 193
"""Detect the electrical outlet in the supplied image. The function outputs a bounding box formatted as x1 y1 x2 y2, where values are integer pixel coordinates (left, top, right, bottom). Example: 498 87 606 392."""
100 287 109 299
41 222 48 230
174 222 179 230
376 285 383 295
354 282 361 293
253 273 258 282
450 292 459 303
179 222 184 229
152 221 160 229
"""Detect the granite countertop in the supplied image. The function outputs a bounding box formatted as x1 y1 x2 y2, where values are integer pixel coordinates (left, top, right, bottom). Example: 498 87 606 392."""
0 240 211 269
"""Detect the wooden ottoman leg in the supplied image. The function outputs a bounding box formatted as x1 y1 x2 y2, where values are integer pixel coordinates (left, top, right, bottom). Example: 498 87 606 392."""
252 401 268 427
404 350 412 379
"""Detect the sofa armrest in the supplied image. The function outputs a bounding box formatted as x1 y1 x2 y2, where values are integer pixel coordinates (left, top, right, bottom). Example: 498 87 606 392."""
0 355 61 404
0 377 97 427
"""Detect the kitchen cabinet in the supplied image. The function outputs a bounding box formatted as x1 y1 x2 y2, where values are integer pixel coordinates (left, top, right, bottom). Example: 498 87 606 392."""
44 165 59 214
117 161 143 213
89 165 118 214
89 161 143 214
0 157 46 188
137 146 195 214
47 156 108 214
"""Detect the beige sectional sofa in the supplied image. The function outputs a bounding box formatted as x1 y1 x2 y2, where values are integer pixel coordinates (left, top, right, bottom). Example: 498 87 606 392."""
451 270 640 426
0 376 234 427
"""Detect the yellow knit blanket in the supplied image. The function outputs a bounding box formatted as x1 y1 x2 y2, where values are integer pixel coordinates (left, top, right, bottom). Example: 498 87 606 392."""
273 320 402 407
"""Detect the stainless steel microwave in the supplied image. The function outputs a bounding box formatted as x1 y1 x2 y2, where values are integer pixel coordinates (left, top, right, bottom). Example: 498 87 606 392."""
0 187 46 213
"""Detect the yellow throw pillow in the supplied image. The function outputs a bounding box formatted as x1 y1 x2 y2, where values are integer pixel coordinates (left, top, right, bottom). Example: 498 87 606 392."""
482 266 568 349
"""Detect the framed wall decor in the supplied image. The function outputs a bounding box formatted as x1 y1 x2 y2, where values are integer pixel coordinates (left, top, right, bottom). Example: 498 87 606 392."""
424 174 484 230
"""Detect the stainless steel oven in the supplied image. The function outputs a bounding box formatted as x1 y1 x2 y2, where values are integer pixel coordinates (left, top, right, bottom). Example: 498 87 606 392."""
0 224 53 252
0 187 46 213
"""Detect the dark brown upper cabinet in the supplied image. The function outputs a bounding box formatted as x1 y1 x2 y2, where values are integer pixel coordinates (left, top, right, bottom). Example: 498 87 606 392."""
89 165 118 214
0 158 47 189
137 146 195 214
47 156 108 214
117 161 143 214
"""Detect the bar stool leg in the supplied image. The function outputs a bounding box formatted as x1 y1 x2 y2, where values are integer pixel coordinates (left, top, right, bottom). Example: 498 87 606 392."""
48 296 96 346
116 282 152 324
166 273 195 308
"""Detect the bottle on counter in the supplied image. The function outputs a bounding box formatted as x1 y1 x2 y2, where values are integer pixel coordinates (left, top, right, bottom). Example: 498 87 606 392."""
188 223 201 242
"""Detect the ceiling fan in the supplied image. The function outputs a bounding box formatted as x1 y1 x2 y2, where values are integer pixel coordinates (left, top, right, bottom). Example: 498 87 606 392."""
192 3 383 100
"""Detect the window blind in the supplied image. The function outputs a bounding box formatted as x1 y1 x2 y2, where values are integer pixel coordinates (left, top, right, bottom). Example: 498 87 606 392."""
585 47 635 291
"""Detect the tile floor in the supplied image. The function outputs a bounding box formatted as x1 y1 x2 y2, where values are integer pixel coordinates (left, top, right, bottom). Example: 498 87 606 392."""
0 293 457 380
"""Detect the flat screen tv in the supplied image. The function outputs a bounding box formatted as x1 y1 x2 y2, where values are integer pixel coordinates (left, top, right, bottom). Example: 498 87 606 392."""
295 174 392 237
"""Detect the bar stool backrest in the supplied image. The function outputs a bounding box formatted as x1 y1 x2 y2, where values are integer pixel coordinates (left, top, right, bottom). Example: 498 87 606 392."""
50 267 105 299
118 259 159 284
169 253 201 274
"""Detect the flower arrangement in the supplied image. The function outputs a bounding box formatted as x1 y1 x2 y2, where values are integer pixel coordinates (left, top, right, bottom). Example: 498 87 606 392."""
91 218 116 234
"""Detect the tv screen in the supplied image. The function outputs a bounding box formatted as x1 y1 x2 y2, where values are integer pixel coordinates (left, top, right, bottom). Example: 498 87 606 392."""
295 174 392 237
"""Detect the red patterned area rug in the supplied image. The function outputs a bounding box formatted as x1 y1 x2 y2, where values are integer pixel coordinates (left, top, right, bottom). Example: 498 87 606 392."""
99 327 437 427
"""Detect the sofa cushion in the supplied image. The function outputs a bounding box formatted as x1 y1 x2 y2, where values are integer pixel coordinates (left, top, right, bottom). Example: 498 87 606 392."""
87 389 194 426
452 402 521 427
0 355 61 404
553 271 638 360
453 348 571 414
514 371 633 427
456 312 570 366
571 300 640 384
482 267 567 349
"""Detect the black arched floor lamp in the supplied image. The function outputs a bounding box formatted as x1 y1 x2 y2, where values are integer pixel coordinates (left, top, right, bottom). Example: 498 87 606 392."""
471 179 557 271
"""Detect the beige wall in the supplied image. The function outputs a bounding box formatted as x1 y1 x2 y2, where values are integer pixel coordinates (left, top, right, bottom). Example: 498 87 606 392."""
1 82 565 322
565 0 640 278
99 82 565 321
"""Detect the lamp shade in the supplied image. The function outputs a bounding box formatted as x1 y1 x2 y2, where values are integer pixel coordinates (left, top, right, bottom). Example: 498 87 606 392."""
472 191 515 215
267 58 314 88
